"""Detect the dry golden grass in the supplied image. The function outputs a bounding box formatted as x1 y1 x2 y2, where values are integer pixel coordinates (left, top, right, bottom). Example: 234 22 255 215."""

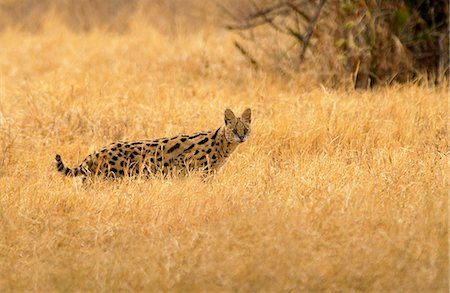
0 18 448 292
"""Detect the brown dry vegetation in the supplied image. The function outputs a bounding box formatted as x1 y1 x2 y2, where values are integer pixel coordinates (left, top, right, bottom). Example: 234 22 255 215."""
0 8 448 293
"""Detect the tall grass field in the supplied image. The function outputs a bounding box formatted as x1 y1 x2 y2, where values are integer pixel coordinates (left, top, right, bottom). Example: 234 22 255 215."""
0 13 448 293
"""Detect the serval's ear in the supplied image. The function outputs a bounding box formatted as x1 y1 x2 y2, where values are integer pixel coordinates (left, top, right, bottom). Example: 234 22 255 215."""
241 108 251 124
224 109 236 125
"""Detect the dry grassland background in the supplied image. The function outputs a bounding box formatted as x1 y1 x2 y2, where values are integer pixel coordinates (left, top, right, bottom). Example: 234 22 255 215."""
0 5 449 293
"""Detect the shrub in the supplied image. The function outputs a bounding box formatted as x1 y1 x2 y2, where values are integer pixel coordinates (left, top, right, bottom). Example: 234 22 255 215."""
223 0 449 87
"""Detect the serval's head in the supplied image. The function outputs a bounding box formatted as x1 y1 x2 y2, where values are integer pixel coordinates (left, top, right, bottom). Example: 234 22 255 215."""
224 108 251 143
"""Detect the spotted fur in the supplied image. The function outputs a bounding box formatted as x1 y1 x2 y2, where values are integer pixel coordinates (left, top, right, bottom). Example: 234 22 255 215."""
55 108 251 180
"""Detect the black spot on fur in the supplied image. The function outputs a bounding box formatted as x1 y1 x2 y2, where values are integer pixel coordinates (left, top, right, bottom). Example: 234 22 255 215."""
111 147 117 151
109 161 115 165
120 161 125 167
164 162 169 167
181 138 187 142
167 143 180 153
157 157 162 161
163 139 169 143
190 133 205 139
119 170 125 176
117 143 122 147
211 127 220 140
132 151 139 156
212 154 217 159
184 144 195 152
131 142 141 145
198 138 209 144
194 150 199 155
112 156 118 161
65 168 70 175
150 158 155 163
206 149 212 154
111 168 117 173
199 155 206 160
96 153 99 158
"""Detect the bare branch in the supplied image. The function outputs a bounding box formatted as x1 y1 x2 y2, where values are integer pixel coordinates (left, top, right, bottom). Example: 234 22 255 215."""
287 2 311 22
223 0 327 69
234 41 259 68
299 0 327 61
286 26 305 44
246 2 288 21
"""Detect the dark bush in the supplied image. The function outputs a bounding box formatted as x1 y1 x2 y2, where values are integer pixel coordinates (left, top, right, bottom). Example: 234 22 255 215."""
223 0 449 88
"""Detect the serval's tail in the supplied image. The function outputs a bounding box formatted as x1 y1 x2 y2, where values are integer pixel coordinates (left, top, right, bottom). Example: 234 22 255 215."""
55 154 84 177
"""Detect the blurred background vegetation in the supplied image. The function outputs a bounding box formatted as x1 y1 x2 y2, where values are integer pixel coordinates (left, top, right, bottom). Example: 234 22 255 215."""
0 0 448 88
